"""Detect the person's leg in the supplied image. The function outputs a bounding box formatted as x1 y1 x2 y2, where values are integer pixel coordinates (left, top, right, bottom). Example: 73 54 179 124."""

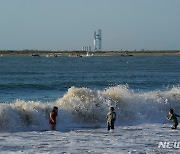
50 124 56 130
111 121 114 129
174 123 178 129
107 122 111 130
171 123 177 129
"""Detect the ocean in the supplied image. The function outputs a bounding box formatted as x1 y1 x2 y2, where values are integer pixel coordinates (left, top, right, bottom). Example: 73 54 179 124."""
0 55 180 153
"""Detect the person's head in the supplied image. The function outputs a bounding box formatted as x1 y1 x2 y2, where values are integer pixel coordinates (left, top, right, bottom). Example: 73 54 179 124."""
109 107 114 112
169 108 174 115
53 106 58 113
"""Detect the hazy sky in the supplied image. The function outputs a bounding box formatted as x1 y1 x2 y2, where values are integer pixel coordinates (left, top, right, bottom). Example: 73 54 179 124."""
0 0 180 51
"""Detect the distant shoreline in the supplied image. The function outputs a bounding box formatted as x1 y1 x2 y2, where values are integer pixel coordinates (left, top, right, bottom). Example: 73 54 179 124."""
0 50 180 56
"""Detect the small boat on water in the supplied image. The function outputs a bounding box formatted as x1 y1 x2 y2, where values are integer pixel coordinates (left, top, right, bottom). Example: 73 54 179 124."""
69 54 82 58
46 54 58 57
121 51 133 56
79 52 94 57
84 52 94 57
69 52 93 58
121 54 133 56
31 54 40 57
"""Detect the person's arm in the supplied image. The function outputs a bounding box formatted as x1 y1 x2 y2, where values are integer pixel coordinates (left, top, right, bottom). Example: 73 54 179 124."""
50 112 55 123
113 112 116 121
175 114 180 118
107 112 110 119
166 115 172 120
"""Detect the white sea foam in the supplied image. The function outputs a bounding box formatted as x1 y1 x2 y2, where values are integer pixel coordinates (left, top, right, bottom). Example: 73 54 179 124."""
0 124 179 153
0 85 180 132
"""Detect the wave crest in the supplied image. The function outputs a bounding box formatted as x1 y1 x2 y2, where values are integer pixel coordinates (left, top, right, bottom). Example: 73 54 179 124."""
0 85 180 131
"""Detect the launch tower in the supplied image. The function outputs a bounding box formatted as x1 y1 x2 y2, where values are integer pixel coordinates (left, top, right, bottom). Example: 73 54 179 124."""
94 29 102 51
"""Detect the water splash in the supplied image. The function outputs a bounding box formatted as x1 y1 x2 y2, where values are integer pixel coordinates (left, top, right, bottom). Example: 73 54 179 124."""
0 85 180 131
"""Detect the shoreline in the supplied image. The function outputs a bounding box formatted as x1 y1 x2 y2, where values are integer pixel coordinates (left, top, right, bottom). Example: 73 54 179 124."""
0 50 180 56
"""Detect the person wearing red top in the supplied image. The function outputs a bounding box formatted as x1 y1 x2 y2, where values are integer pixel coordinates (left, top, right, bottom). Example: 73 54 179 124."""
49 106 58 130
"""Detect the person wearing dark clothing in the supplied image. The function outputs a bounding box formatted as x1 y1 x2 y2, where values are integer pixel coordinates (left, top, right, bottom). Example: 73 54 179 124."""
49 106 58 130
107 107 116 130
166 108 180 129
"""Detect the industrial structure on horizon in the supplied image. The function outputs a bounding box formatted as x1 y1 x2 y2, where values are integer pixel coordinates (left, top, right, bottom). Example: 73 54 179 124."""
81 46 91 52
82 29 102 51
94 29 102 51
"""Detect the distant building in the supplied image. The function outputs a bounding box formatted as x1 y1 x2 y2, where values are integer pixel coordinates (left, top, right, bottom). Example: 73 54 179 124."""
82 46 91 51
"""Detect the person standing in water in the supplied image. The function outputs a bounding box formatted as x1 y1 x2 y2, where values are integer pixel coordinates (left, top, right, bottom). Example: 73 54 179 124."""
166 108 180 129
107 107 116 130
49 106 58 130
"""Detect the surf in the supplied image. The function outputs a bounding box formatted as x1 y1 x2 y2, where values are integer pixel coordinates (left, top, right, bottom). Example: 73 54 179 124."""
0 85 180 132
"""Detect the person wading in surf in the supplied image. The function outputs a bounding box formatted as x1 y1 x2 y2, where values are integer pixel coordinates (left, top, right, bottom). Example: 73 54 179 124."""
166 108 180 129
49 106 58 130
107 107 116 130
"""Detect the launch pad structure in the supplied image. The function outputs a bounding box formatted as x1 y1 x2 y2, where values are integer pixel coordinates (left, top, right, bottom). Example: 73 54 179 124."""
81 29 102 52
94 29 102 51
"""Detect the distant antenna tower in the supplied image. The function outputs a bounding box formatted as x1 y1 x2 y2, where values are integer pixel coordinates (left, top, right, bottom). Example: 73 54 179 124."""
94 29 102 51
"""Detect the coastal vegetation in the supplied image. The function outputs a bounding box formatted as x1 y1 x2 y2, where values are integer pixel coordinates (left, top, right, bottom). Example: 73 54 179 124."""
0 49 179 56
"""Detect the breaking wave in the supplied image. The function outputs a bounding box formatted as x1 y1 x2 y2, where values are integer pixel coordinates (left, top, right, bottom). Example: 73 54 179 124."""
0 85 180 132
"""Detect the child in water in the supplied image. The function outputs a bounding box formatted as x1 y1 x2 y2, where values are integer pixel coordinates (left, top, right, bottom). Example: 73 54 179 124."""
166 108 180 129
107 107 116 130
49 106 58 130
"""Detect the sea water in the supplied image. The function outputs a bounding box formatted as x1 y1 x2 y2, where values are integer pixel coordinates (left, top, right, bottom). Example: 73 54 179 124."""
0 55 180 153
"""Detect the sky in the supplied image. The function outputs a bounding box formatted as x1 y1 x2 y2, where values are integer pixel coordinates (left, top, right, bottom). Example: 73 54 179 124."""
0 0 180 51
